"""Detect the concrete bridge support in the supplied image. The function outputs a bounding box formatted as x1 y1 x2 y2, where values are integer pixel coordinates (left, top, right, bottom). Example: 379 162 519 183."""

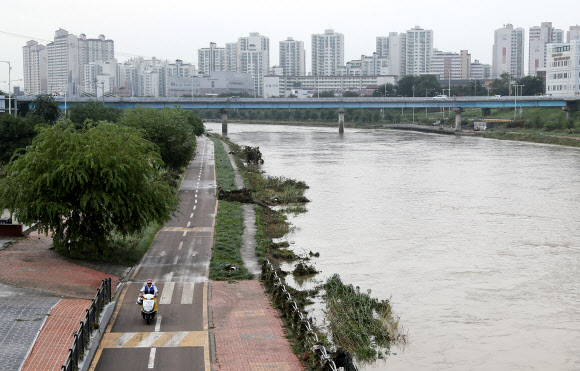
482 108 491 117
338 108 345 134
563 101 578 120
220 109 228 134
454 108 463 131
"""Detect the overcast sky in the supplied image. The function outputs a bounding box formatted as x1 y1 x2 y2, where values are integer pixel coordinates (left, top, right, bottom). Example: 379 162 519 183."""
2 0 580 93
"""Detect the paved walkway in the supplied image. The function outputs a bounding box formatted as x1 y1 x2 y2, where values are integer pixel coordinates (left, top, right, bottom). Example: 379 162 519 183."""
210 281 304 371
0 231 121 370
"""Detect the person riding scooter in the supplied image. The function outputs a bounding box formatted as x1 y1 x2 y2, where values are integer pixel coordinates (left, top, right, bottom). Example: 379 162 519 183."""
137 279 158 310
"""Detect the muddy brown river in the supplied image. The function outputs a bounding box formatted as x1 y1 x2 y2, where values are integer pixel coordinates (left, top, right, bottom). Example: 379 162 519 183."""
206 123 580 370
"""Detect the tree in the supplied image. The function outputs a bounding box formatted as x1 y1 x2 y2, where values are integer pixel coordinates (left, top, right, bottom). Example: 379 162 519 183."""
0 121 178 255
28 94 61 124
0 115 40 164
343 91 360 97
68 100 123 126
490 73 513 96
518 76 545 96
373 83 397 97
120 107 199 173
397 76 415 97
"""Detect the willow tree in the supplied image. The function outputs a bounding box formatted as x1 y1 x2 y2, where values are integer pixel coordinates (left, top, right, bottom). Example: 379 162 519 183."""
0 121 178 256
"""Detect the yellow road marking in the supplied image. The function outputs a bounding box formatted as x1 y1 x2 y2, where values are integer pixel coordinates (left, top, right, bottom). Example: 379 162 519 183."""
99 331 208 348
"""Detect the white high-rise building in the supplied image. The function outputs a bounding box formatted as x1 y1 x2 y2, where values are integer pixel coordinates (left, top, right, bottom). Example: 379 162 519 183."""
404 26 433 76
545 40 580 96
47 29 80 96
78 34 115 94
279 37 305 76
431 49 471 80
376 36 389 58
22 40 48 95
529 22 564 76
387 32 405 78
237 33 269 96
198 42 227 76
492 24 525 79
311 29 344 76
225 42 238 72
567 25 580 42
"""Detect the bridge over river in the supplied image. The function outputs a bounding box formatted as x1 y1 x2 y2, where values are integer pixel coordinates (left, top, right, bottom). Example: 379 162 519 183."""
16 95 580 133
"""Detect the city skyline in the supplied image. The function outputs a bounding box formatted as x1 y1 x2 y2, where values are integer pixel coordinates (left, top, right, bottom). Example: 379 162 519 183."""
2 0 580 93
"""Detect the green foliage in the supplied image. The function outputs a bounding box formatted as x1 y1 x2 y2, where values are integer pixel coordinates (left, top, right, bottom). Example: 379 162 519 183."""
28 94 61 124
0 114 40 164
324 274 406 363
396 75 440 97
210 201 252 280
342 91 360 97
120 107 200 172
210 137 237 191
490 73 513 96
241 146 264 164
67 100 123 126
315 90 336 98
373 83 397 97
0 121 178 256
518 75 545 96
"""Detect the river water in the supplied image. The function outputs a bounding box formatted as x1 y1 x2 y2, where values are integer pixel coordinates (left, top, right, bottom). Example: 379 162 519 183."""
206 123 580 370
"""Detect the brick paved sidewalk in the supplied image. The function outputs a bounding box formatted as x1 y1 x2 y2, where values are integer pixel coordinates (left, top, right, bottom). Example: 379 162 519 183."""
21 299 90 371
0 231 120 298
210 280 304 371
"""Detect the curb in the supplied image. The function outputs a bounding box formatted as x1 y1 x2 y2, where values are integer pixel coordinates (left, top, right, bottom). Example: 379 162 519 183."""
78 302 116 371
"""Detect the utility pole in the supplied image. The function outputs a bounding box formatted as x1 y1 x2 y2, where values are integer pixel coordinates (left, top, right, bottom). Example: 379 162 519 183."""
0 61 12 116
412 85 415 123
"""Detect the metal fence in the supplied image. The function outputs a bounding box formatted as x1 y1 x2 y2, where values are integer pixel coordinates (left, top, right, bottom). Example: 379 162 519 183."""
61 278 112 371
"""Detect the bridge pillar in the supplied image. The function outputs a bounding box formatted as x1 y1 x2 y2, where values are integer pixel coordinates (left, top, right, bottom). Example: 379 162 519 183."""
563 101 578 120
454 108 463 131
338 108 345 134
220 109 228 134
482 107 491 117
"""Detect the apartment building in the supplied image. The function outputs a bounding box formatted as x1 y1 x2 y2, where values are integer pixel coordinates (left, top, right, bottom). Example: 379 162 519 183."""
22 40 48 95
311 29 344 76
279 37 305 76
198 42 227 76
404 26 433 76
47 29 80 95
237 33 269 96
470 59 491 80
492 24 525 78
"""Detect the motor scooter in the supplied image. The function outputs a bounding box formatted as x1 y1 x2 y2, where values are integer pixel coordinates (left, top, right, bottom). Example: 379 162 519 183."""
139 294 157 324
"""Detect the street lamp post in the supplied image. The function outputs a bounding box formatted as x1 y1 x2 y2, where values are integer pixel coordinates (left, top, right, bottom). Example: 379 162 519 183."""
513 84 524 120
0 61 13 116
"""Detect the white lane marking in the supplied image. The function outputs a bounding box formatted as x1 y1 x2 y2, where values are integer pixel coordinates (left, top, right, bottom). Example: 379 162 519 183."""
181 282 195 304
193 206 196 210
190 213 193 218
195 194 198 198
163 331 190 347
148 348 156 368
160 251 166 257
183 231 187 237
154 316 162 332
160 282 175 304
192 251 198 257
187 222 191 228
178 241 183 250
137 333 164 348
173 256 179 265
118 332 138 347
195 199 197 204
196 189 198 193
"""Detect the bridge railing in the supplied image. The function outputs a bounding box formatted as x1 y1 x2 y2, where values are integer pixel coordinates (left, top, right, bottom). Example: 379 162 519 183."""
61 278 112 371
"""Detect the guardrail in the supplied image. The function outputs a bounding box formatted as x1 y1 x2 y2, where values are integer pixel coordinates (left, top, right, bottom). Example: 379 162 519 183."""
261 260 357 371
61 278 112 371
